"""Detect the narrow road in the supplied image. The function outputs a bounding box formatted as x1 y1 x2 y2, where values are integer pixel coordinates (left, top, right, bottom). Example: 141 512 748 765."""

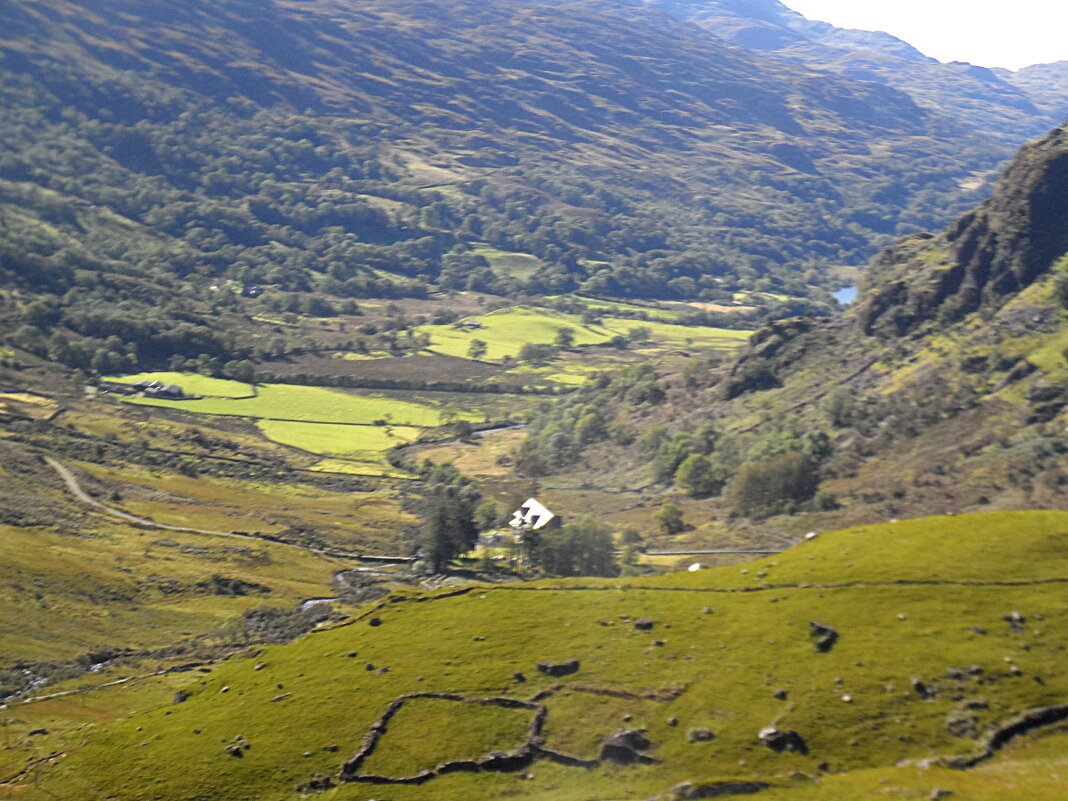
45 456 247 538
44 456 417 565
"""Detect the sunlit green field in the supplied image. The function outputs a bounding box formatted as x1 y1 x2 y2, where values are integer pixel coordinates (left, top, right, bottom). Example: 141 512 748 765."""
125 384 467 426
472 245 543 278
256 420 422 459
104 372 253 398
417 306 750 361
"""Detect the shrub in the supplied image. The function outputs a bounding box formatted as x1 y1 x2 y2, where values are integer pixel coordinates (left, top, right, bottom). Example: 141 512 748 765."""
728 452 819 517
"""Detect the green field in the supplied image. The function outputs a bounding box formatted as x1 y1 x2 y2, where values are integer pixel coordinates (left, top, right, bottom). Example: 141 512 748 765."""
124 384 476 426
417 306 750 362
472 245 543 278
28 510 1068 801
104 372 253 397
257 420 422 459
112 382 486 472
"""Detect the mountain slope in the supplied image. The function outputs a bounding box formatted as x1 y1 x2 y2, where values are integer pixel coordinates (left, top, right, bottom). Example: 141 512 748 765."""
507 120 1068 536
647 0 1061 141
0 0 1031 368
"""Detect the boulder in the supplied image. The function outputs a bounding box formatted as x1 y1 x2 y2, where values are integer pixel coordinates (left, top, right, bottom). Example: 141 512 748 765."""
536 658 580 677
809 622 839 653
688 727 715 743
634 618 655 631
759 727 808 755
600 728 653 764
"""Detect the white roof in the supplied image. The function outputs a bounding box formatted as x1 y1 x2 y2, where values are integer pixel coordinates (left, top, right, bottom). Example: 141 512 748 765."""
508 498 556 531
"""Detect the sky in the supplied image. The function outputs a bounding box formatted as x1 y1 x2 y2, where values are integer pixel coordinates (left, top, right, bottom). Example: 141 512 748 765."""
779 0 1068 71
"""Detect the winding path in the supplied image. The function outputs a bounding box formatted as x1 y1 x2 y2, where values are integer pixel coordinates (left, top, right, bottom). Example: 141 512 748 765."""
42 456 374 562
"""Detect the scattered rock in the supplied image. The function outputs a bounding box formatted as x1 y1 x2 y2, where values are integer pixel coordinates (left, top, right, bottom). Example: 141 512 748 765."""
701 607 713 614
225 735 249 758
634 618 655 632
653 639 666 647
759 727 808 755
930 790 953 800
323 744 339 752
773 689 788 701
600 728 653 764
173 690 190 704
912 678 934 700
667 716 679 727
688 727 715 743
1002 613 1025 633
809 622 839 653
366 663 375 671
536 658 580 677
297 774 335 792
28 728 48 736
220 686 229 693
347 652 357 658
513 672 526 683
254 663 265 671
369 617 382 627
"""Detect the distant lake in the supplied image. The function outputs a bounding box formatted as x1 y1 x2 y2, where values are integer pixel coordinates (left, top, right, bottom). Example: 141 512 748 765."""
833 285 857 305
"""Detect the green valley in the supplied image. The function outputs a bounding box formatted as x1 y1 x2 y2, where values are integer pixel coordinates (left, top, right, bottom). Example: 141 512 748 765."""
0 0 1066 798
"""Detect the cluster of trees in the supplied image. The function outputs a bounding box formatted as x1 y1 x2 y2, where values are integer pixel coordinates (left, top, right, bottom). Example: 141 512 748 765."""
414 462 481 574
516 363 666 475
526 517 618 578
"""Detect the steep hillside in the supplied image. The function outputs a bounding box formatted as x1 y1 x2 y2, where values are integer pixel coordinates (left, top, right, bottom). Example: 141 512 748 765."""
0 0 1036 381
495 121 1068 543
648 0 1062 140
10 511 1068 799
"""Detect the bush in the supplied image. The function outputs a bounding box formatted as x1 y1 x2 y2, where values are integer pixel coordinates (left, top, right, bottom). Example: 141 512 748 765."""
728 452 819 517
675 453 726 497
654 503 686 536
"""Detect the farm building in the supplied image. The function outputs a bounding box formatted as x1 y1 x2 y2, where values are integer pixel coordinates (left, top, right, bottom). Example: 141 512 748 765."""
508 498 561 532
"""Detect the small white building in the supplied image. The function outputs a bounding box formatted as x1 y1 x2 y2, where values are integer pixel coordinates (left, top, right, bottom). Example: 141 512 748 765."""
508 498 560 532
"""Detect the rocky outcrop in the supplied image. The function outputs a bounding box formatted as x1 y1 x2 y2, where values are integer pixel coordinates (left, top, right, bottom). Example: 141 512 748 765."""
859 124 1068 336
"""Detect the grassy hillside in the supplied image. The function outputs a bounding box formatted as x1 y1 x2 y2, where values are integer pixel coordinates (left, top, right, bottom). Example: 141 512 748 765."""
10 511 1068 799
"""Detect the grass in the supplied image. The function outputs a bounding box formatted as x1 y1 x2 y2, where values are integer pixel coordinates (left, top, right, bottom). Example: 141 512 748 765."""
472 245 543 278
256 420 421 459
0 520 339 665
116 383 487 471
104 372 253 398
416 306 750 362
125 384 464 426
356 696 534 777
27 510 1068 801
74 462 417 552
